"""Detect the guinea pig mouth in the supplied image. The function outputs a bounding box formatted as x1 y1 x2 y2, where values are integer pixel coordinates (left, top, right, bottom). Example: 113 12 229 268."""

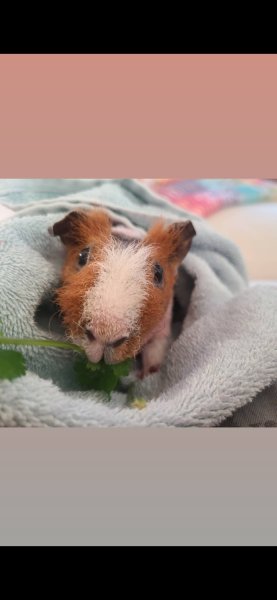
83 341 104 364
82 339 129 365
103 347 123 365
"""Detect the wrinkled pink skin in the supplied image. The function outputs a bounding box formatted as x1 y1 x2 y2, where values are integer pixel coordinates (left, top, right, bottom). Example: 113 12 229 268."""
136 298 173 379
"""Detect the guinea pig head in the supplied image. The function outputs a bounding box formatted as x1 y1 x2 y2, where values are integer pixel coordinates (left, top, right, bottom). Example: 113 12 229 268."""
51 209 196 364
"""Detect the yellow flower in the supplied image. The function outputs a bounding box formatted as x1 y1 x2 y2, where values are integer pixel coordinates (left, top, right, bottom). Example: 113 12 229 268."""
130 398 147 410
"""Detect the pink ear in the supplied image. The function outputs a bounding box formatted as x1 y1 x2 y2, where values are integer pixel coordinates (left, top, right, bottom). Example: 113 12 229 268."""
167 221 196 262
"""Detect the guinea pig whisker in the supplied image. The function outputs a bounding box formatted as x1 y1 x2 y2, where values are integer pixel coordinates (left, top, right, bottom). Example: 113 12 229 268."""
72 320 87 334
47 309 61 332
64 331 74 342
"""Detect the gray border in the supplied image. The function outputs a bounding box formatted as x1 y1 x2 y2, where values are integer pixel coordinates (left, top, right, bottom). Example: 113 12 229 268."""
1 430 277 546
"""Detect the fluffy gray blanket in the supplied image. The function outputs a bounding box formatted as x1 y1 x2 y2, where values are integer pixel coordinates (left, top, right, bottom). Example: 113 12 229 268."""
0 179 277 427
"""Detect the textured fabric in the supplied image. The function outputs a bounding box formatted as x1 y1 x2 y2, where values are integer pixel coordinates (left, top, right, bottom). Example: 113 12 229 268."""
140 179 277 217
0 204 14 222
221 383 277 427
0 178 277 427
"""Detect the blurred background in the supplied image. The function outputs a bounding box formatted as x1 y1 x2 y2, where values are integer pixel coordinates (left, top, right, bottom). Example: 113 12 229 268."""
140 179 277 283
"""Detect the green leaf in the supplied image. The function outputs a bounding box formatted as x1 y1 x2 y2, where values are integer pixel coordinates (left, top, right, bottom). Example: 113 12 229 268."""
111 359 132 377
74 356 98 390
0 349 26 381
74 355 132 396
74 356 116 395
86 368 118 395
85 361 102 373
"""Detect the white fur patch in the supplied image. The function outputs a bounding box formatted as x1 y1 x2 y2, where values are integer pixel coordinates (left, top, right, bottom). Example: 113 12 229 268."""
83 239 151 341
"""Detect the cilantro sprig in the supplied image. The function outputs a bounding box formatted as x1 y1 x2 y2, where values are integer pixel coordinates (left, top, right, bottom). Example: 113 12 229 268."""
0 331 132 396
74 354 132 396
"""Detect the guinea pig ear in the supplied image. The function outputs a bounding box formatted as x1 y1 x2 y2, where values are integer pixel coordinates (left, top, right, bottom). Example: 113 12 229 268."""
49 211 87 245
167 221 196 262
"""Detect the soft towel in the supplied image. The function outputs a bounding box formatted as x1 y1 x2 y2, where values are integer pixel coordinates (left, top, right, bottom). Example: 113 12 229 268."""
0 178 277 427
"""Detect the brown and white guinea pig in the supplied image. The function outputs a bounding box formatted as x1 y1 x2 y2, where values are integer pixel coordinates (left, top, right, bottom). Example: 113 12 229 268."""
50 209 196 379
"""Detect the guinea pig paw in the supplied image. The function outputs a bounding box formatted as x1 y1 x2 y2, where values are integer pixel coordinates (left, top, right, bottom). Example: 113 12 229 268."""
149 365 161 375
136 364 161 379
135 369 145 381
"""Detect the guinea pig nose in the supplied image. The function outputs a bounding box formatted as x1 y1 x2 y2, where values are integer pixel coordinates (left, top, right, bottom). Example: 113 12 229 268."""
85 327 96 342
109 336 129 348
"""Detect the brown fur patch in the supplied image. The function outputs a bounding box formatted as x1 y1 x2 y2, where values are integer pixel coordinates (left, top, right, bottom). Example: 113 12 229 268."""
136 219 196 348
144 219 196 264
54 210 112 338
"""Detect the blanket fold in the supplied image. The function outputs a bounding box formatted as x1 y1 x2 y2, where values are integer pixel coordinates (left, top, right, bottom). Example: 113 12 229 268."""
0 179 276 427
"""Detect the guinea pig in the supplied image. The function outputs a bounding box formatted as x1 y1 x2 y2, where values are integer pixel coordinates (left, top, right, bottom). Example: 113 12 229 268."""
50 209 196 379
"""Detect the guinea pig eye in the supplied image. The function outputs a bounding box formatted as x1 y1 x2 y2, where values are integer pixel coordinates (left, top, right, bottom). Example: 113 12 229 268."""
78 247 90 267
153 263 164 286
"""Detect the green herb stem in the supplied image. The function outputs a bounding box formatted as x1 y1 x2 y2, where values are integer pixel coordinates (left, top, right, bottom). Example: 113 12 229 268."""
0 336 84 354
